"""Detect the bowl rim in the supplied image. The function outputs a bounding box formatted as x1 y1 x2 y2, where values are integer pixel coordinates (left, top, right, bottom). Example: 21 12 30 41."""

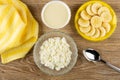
41 0 71 29
33 31 78 76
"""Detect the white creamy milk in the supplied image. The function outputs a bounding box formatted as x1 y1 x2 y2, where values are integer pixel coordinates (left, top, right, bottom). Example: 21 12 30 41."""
41 1 71 29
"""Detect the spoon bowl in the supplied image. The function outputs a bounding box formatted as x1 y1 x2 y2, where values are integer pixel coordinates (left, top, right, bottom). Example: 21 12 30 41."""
83 48 101 62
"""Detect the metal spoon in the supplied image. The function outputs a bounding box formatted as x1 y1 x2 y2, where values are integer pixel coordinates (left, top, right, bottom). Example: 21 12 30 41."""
83 48 120 73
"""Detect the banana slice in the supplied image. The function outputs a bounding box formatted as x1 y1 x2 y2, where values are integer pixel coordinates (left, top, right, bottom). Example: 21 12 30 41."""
86 4 94 16
99 27 106 37
91 16 102 28
80 10 91 20
92 29 100 38
78 18 89 27
91 2 102 14
102 23 111 33
86 26 96 36
79 26 91 33
98 6 110 15
101 12 112 22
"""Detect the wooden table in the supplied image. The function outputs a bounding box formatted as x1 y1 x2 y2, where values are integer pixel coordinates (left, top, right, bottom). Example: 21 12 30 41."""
0 0 120 80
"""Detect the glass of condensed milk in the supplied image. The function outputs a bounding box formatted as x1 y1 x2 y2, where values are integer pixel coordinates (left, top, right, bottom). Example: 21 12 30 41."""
41 0 71 29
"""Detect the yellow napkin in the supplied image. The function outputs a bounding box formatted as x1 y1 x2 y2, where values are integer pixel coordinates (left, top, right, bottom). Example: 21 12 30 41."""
0 0 39 64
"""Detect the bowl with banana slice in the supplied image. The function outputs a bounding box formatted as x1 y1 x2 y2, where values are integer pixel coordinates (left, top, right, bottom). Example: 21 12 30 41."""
75 0 117 42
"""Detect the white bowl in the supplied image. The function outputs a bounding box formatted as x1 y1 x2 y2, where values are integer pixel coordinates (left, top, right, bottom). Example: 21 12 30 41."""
41 1 71 29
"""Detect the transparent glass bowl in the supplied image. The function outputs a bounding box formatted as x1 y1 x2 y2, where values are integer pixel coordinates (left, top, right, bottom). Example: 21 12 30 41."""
33 31 78 76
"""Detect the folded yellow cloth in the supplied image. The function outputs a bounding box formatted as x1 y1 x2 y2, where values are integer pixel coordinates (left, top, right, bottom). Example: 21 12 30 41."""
0 0 39 64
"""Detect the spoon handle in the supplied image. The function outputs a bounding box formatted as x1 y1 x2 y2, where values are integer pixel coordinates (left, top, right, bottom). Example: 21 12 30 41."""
101 59 120 73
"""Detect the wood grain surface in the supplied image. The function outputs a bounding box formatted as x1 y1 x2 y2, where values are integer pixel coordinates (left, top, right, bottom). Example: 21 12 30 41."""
0 0 120 80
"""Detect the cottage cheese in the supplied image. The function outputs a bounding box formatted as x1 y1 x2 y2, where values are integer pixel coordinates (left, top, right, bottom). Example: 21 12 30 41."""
39 37 72 71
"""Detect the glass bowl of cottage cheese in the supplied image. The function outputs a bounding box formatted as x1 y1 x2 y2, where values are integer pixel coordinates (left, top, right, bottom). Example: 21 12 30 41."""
33 31 78 76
